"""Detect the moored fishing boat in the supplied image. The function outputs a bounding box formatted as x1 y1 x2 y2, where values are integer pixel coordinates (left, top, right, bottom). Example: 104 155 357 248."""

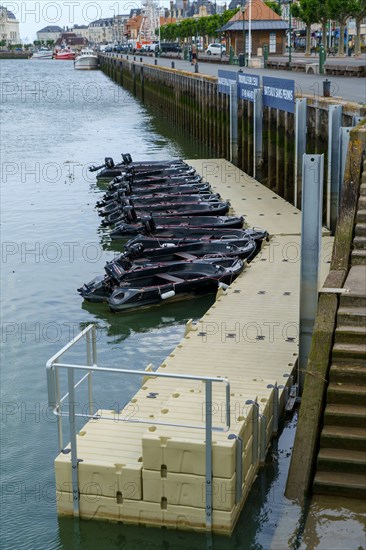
54 48 75 60
31 47 53 60
74 48 98 70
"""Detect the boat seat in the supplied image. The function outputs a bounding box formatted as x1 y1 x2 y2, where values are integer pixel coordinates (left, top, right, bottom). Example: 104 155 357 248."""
174 252 197 260
157 273 185 283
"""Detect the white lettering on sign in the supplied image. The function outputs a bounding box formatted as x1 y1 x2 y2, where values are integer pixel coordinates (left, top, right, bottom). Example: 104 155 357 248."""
238 75 259 87
263 85 294 101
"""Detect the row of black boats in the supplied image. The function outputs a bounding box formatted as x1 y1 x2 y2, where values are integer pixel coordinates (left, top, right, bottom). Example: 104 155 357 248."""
78 155 268 312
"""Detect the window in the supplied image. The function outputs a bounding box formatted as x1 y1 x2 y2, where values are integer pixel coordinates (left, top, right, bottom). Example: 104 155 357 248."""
269 32 276 53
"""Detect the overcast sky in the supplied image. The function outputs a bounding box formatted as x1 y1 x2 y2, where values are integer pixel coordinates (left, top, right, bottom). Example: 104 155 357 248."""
4 0 176 42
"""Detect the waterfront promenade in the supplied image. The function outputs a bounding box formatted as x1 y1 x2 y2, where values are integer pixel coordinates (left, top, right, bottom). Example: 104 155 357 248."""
122 53 366 104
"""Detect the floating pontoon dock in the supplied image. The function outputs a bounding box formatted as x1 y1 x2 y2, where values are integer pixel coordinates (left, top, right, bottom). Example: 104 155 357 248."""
48 160 333 535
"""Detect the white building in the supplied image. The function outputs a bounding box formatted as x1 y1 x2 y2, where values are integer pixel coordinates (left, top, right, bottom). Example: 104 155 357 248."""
0 5 20 45
72 25 90 40
36 25 63 43
88 18 114 44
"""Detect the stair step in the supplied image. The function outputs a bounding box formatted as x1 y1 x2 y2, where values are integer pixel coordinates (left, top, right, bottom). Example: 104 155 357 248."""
337 306 366 327
332 343 366 364
359 196 366 209
313 471 366 498
353 236 366 250
329 363 366 384
351 250 366 265
317 448 366 475
361 182 366 194
320 425 366 450
327 382 366 406
340 294 366 308
355 223 366 237
356 209 366 223
324 403 366 428
335 325 366 346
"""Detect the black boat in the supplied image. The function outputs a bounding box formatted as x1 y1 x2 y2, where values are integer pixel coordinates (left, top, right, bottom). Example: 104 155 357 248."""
90 156 190 180
124 227 269 248
107 259 244 312
110 223 249 242
106 215 244 235
98 183 212 205
101 209 243 228
106 240 258 276
98 194 221 218
106 174 203 192
78 257 244 304
100 201 230 221
97 165 196 182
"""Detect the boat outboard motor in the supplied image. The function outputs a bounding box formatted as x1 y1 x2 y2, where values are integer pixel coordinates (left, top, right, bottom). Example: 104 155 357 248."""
105 157 115 169
125 242 144 258
122 153 133 165
142 215 156 234
121 197 132 207
123 206 138 222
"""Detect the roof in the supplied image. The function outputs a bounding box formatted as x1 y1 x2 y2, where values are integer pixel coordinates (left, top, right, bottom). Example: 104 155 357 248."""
37 26 63 33
0 5 17 19
222 20 289 31
229 0 283 22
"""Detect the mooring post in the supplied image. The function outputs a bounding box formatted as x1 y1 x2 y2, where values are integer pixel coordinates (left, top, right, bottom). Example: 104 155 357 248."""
326 104 342 233
253 87 263 179
294 98 307 208
229 83 238 164
299 155 324 393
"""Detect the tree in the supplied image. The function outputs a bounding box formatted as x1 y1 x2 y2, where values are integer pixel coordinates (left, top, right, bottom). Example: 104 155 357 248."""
291 0 321 55
328 0 354 55
350 0 366 55
264 1 282 16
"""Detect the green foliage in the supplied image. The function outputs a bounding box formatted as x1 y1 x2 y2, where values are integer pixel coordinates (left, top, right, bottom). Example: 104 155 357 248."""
160 10 240 42
291 0 321 25
264 1 282 16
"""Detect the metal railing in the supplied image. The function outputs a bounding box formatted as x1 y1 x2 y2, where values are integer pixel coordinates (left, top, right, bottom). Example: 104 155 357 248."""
46 324 231 530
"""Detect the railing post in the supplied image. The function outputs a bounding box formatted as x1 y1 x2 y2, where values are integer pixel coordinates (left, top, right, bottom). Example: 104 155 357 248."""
299 155 324 393
205 380 213 530
228 434 243 503
294 98 307 208
267 383 279 434
326 104 342 232
253 87 263 179
229 83 238 164
86 329 93 417
68 368 80 516
259 414 267 464
246 400 259 464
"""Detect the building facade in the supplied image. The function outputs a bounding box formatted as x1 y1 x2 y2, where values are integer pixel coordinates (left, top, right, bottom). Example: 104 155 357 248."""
88 18 114 44
222 0 288 55
36 25 63 43
0 5 20 44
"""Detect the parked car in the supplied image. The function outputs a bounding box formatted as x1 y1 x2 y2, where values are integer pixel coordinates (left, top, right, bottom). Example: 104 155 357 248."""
206 43 226 55
160 42 182 53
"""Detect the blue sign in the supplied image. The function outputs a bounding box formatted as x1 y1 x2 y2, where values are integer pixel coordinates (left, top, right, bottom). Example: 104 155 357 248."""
237 72 260 102
262 76 295 113
218 70 237 95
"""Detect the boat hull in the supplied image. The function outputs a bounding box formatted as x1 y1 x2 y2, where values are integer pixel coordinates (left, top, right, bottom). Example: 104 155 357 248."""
75 56 98 70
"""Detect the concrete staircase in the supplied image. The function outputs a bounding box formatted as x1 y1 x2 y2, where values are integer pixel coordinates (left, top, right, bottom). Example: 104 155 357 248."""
352 160 366 266
313 161 366 499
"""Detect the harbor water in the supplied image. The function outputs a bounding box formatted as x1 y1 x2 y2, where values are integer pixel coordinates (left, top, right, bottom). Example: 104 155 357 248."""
1 60 364 550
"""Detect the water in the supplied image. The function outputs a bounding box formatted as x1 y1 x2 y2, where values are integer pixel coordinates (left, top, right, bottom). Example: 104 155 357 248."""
1 60 364 550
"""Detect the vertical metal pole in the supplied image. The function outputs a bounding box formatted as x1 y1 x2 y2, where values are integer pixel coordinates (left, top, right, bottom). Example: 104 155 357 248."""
326 104 342 232
229 83 238 164
54 360 63 452
253 87 263 179
86 330 93 417
299 155 324 393
339 127 352 197
259 414 267 464
294 98 307 208
205 381 213 530
235 436 243 502
225 382 231 429
68 368 80 516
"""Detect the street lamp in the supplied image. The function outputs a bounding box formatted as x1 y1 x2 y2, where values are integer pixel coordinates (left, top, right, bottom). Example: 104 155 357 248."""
242 0 246 66
288 0 293 70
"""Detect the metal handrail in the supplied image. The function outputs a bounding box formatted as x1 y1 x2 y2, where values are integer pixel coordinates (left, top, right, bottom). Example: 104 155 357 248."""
46 324 231 530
